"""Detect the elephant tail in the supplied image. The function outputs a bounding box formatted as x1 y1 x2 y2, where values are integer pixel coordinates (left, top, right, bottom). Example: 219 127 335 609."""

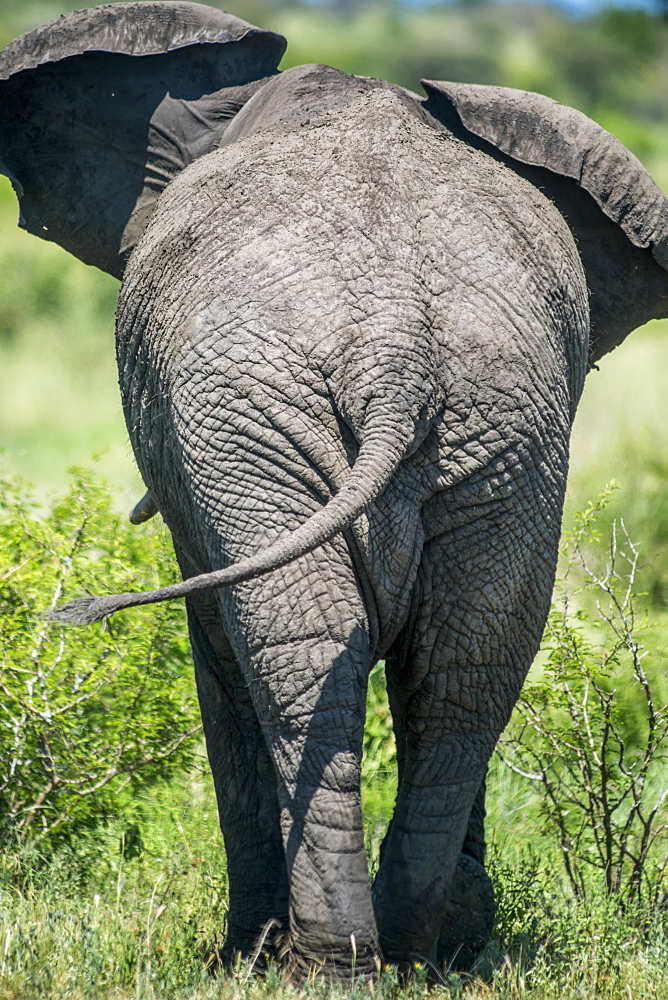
47 423 412 625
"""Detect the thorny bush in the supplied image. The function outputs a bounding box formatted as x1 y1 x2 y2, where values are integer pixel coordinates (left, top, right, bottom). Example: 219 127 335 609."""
500 487 668 905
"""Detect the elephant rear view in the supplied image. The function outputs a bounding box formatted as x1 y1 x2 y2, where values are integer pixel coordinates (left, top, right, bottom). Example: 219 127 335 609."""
1 0 667 978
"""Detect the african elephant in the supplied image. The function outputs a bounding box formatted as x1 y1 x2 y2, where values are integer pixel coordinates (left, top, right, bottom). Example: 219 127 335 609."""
1 0 666 978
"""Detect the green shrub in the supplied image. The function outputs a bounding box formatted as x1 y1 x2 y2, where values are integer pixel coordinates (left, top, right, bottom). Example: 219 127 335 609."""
362 661 397 843
499 489 668 905
0 468 199 851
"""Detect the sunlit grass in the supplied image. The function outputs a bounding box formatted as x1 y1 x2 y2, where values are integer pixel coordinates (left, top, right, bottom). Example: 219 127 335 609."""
569 320 668 500
3 775 668 1000
566 319 668 606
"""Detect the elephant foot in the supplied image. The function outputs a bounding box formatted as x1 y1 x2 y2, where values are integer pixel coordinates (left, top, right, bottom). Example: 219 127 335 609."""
276 934 379 983
437 852 495 972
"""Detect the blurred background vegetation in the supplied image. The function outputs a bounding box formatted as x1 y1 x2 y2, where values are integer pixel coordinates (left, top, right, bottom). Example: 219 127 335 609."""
1 2 668 995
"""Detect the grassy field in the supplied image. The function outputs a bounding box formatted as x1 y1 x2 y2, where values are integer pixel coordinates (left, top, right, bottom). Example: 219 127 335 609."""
3 750 668 999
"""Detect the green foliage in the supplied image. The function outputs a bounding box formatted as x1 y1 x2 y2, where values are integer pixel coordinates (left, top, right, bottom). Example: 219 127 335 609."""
500 492 668 904
0 775 228 1000
362 661 397 839
488 866 668 998
0 469 199 850
579 443 668 610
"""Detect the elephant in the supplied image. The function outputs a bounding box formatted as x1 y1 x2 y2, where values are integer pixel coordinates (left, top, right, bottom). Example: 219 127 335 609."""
1 0 667 979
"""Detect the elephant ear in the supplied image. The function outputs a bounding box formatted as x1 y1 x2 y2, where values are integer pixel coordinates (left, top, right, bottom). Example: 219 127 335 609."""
0 2 286 278
422 81 668 362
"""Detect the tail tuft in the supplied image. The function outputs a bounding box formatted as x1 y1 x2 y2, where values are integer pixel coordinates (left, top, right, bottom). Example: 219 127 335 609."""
46 593 134 626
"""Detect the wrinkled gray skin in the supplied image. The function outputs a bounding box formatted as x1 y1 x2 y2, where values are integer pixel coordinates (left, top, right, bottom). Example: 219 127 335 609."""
1 1 667 979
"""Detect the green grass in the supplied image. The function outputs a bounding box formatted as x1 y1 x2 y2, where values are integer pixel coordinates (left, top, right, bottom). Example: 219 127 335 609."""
2 759 668 999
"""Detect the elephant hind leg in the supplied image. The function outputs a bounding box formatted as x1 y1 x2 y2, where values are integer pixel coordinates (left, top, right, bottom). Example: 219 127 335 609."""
382 651 495 972
186 596 289 961
375 472 564 968
436 775 495 971
223 544 381 978
437 840 496 971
